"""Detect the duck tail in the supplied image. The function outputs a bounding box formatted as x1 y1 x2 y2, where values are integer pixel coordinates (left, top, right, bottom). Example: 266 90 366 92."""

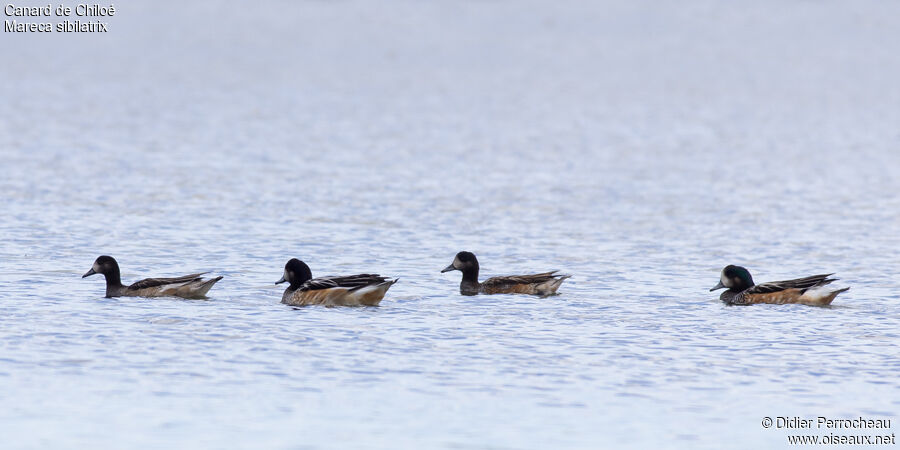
349 279 397 306
830 286 850 298
373 278 398 294
194 276 223 297
539 274 571 296
822 286 850 305
802 285 849 306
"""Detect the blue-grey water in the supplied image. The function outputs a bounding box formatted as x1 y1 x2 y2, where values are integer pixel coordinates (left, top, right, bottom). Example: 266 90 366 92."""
2 1 899 448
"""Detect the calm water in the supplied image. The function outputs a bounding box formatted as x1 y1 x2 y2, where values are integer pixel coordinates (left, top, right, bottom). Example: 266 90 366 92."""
2 1 899 448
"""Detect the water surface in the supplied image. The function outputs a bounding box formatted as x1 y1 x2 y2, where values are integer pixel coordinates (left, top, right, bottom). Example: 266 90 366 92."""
1 1 899 448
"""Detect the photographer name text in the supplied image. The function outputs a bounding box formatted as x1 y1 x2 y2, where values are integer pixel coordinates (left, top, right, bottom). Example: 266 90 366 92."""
763 416 892 430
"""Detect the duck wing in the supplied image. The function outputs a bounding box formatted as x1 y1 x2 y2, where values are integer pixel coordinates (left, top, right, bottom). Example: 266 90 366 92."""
745 274 836 295
482 271 561 289
127 272 208 290
299 274 389 292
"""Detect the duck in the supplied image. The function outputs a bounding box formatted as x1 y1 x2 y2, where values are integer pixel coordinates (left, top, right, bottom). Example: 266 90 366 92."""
276 258 397 306
441 251 571 296
82 255 223 299
710 265 849 306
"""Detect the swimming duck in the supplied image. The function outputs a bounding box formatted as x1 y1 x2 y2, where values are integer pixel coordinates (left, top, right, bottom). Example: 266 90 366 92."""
82 255 223 299
276 258 397 306
710 265 849 306
441 251 571 296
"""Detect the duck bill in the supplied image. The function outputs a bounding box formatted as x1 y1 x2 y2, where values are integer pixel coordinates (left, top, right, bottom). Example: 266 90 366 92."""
275 275 287 285
441 264 457 273
710 281 725 291
82 268 97 278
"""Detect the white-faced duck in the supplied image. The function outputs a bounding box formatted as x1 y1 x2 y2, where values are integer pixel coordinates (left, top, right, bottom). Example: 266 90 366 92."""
711 265 849 306
82 255 223 299
441 251 571 296
276 258 398 307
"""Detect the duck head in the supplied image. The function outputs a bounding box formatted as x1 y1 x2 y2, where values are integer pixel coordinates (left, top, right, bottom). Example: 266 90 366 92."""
710 265 755 292
82 255 123 287
83 255 119 278
276 258 313 289
441 251 481 282
441 251 478 273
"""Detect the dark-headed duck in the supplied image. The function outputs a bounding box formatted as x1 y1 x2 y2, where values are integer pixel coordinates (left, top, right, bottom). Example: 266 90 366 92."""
82 255 222 299
276 258 397 306
711 265 849 306
441 251 570 296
